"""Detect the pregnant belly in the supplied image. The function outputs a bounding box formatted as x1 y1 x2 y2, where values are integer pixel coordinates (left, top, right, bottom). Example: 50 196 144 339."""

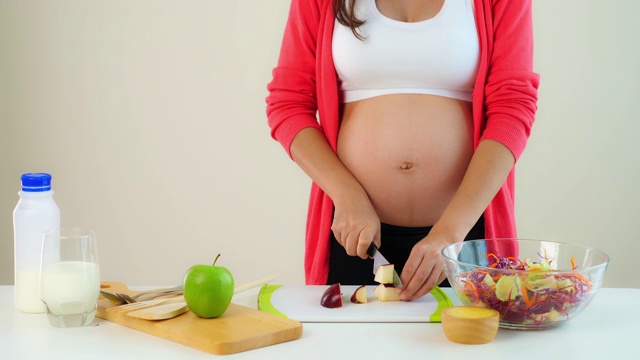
337 94 474 227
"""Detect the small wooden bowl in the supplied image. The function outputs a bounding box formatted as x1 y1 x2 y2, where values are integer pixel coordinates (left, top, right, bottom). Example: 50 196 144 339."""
441 306 499 344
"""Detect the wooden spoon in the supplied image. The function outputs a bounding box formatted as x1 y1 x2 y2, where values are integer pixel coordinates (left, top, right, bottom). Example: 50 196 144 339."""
126 302 189 320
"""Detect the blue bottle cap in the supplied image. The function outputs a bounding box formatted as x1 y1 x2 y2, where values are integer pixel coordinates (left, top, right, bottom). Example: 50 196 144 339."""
20 173 53 192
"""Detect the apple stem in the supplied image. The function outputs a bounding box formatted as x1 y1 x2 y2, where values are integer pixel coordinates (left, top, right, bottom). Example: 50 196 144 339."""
213 253 221 266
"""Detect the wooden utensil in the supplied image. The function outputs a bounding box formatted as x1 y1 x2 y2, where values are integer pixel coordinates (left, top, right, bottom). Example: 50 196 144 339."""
103 275 275 315
97 281 302 355
126 302 189 320
234 275 276 294
108 295 186 314
441 306 499 344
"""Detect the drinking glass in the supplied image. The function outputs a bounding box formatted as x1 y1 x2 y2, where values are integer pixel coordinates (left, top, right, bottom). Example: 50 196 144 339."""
40 228 100 327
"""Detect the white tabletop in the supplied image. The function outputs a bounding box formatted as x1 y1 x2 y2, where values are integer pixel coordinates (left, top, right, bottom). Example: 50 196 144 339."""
0 286 637 359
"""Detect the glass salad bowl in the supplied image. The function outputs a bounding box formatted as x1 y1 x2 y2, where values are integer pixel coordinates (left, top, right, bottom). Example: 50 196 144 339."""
441 239 609 330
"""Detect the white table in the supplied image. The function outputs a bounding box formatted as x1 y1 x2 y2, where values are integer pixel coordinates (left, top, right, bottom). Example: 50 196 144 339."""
1 286 636 359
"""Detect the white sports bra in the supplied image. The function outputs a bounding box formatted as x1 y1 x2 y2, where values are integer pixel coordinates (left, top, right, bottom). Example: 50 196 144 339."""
332 0 479 103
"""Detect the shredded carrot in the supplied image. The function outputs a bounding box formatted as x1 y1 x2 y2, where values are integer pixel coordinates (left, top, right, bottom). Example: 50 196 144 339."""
518 275 533 290
570 273 592 290
521 285 537 308
520 285 530 306
460 252 594 326
465 279 479 299
484 253 500 264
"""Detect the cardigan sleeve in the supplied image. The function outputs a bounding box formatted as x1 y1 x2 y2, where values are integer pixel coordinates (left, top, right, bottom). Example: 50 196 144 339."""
265 0 325 159
480 0 540 161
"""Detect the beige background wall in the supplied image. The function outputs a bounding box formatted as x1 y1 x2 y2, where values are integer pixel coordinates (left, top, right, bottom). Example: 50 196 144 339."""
1 0 638 288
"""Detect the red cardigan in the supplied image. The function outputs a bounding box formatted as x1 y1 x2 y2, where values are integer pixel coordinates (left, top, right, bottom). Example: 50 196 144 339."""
266 0 540 284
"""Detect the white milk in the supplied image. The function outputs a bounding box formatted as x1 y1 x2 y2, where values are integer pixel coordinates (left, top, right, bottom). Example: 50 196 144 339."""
15 270 45 313
13 173 60 313
40 261 100 316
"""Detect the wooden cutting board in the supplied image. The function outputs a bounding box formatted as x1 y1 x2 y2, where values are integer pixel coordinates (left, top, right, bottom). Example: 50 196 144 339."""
258 285 452 322
98 281 303 355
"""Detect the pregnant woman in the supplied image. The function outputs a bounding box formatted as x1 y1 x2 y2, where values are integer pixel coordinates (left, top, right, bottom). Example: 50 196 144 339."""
266 0 539 300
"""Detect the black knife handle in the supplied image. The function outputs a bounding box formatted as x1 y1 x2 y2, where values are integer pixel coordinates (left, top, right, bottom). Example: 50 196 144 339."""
367 243 378 258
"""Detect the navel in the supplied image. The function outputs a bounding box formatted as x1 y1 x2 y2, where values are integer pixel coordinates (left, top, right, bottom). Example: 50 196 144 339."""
400 162 414 171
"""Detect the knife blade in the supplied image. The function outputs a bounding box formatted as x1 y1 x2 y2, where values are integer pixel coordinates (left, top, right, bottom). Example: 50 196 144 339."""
367 243 402 288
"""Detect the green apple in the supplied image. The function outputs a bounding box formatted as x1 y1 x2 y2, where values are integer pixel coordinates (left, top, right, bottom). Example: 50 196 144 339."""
183 254 235 318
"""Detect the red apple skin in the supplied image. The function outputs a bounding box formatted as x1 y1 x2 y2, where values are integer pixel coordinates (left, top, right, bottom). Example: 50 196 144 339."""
320 283 342 308
350 285 367 304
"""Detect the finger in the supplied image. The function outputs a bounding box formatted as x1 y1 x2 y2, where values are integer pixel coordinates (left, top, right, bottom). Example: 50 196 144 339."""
405 276 436 301
372 228 382 250
400 254 444 301
366 230 382 259
404 265 447 301
399 252 422 290
431 263 446 285
398 256 428 300
356 227 375 259
344 232 358 256
404 266 442 301
332 229 343 247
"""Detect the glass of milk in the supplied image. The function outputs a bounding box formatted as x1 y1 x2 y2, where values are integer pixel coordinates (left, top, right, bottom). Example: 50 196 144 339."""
40 228 100 327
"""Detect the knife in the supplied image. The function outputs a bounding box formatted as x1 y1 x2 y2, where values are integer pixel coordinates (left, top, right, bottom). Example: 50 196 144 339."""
367 243 402 288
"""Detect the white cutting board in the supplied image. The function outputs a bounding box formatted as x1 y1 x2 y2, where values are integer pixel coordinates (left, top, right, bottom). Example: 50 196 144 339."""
258 285 452 323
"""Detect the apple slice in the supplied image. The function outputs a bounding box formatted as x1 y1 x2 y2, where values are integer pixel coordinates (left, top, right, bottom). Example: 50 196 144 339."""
374 264 395 284
350 285 367 304
320 283 343 308
374 284 401 302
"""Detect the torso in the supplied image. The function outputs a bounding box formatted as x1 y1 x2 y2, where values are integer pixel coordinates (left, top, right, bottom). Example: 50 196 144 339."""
334 0 477 227
337 94 473 227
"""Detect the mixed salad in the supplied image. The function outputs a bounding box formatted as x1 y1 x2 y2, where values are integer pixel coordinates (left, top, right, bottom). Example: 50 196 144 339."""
454 253 593 326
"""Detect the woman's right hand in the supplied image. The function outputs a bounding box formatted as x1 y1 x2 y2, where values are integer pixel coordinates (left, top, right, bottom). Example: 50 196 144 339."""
289 127 381 259
331 192 381 259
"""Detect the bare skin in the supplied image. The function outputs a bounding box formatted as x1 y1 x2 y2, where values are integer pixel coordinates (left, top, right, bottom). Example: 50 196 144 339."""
337 94 473 228
376 0 445 23
289 0 517 300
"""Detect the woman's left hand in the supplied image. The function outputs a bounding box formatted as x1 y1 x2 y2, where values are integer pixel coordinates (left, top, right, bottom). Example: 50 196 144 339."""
396 234 451 301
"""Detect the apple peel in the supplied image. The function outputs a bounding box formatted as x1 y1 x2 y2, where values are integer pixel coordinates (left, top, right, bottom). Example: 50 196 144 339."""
350 285 367 304
183 254 235 319
320 283 343 308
